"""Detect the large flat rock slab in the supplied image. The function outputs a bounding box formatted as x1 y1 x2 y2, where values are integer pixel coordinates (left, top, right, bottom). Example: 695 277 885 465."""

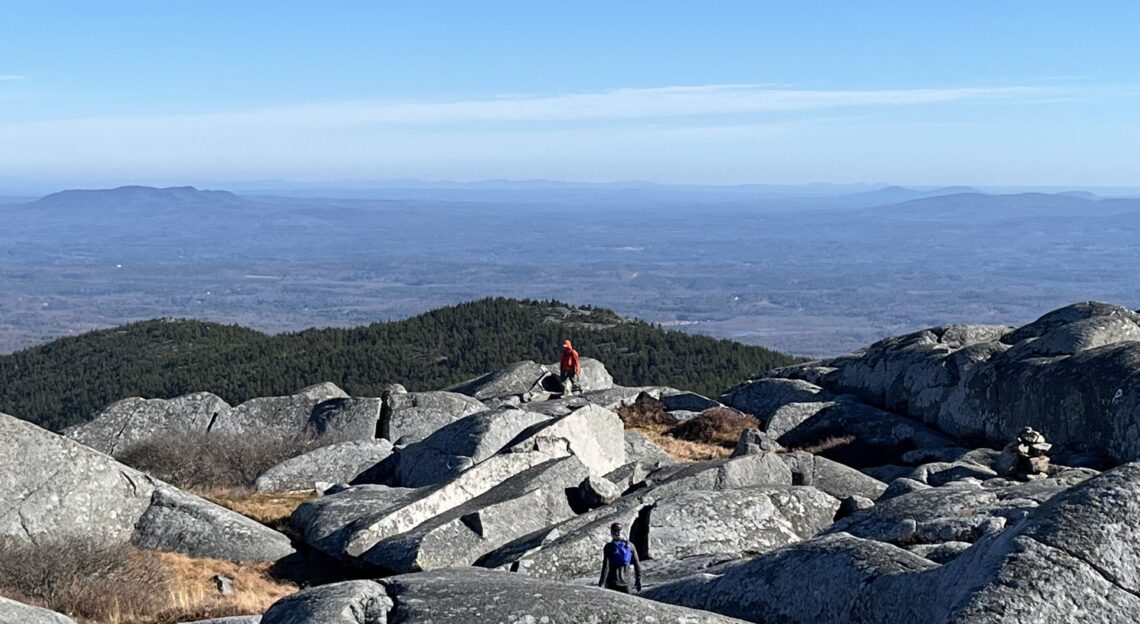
254 439 394 493
1 412 294 562
393 408 550 487
362 456 589 572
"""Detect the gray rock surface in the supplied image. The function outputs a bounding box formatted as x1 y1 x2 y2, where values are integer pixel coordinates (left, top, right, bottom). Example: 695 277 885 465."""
133 485 296 562
780 451 888 499
642 532 937 623
661 391 722 413
765 401 831 437
624 429 676 466
722 378 833 422
264 568 749 624
361 456 589 572
774 302 1140 463
478 455 820 581
731 428 782 457
64 392 231 456
545 357 615 394
261 580 391 624
403 567 748 622
643 487 839 560
0 596 77 624
393 408 550 487
290 484 416 556
447 360 551 400
307 398 383 442
828 470 1096 546
904 460 998 486
378 391 485 443
65 383 383 459
776 399 956 467
294 447 571 559
254 439 394 493
212 383 348 438
577 474 622 508
506 404 627 477
448 358 614 400
1 412 293 562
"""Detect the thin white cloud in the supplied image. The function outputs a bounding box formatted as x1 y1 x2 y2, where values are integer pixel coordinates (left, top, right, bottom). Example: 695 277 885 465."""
5 84 1051 131
0 75 28 81
0 83 1111 184
255 84 1050 125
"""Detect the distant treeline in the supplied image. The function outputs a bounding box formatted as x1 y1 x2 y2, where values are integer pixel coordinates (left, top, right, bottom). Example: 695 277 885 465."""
0 297 801 431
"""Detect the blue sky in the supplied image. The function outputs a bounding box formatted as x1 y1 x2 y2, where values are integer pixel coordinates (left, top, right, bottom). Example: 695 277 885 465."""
1 1 1138 187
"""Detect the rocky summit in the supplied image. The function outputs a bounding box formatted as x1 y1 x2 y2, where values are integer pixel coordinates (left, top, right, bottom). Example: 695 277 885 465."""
3 301 1140 623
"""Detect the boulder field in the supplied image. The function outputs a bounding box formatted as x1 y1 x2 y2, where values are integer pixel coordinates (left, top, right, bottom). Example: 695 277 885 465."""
4 301 1140 623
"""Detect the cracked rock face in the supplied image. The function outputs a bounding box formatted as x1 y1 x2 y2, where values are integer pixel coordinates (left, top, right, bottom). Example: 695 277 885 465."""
64 392 231 456
378 391 486 444
0 412 294 562
774 302 1140 463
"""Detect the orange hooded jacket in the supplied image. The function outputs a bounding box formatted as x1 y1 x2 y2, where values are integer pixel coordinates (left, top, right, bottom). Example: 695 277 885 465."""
560 340 581 374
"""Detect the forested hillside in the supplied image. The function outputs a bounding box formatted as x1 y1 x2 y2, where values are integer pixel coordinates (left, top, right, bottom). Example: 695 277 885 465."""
0 298 800 431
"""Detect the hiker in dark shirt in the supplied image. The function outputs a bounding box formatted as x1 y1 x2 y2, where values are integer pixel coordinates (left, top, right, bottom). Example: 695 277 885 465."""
598 522 642 593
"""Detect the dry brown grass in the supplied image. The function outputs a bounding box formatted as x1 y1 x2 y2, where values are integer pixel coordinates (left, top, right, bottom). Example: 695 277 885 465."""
617 396 733 462
195 487 315 535
668 407 760 448
786 435 856 455
615 395 678 428
148 551 297 624
0 538 296 624
635 426 732 461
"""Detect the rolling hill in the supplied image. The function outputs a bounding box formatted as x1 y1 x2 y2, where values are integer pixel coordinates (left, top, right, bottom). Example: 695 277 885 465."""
0 297 800 431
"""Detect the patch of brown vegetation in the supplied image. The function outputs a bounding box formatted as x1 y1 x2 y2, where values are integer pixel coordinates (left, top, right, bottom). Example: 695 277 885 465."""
150 551 296 623
0 538 296 624
786 435 856 455
195 487 315 535
635 427 732 462
668 407 760 448
615 395 677 428
617 396 734 462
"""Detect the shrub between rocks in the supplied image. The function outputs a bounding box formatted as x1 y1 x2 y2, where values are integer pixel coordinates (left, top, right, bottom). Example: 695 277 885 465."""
0 537 169 623
117 432 328 490
0 537 297 624
668 407 760 448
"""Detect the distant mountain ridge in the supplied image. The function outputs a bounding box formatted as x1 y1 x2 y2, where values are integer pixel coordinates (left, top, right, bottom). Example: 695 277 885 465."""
28 185 250 211
0 297 800 431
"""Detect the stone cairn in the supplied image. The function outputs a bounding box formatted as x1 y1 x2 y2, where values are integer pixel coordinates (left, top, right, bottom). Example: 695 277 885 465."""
999 426 1052 480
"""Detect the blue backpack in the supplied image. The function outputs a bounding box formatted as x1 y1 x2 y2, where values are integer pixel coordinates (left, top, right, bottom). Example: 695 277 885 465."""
611 539 633 567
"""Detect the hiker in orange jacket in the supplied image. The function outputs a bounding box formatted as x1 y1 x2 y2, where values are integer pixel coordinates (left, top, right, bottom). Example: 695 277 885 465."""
560 339 582 395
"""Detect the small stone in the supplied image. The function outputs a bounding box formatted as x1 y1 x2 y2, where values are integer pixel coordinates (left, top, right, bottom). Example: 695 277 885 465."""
213 574 234 596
